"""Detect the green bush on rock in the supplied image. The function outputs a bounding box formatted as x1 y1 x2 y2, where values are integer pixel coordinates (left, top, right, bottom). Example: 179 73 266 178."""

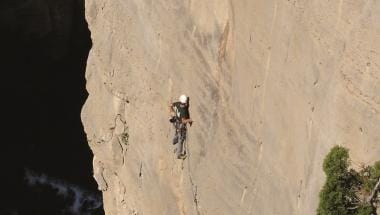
317 146 379 215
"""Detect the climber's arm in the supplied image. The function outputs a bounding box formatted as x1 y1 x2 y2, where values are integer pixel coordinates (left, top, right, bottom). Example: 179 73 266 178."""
181 118 193 126
168 102 175 116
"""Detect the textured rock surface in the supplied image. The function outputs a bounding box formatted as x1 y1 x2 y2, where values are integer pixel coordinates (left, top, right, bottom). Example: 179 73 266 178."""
82 0 380 214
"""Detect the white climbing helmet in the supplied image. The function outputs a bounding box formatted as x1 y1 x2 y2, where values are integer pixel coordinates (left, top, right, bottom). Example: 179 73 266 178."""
179 94 187 104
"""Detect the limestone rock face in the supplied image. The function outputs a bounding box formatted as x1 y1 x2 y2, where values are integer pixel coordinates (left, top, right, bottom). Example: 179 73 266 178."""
82 0 380 214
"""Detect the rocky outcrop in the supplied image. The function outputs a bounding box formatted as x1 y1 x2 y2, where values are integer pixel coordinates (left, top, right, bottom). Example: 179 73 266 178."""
82 0 380 214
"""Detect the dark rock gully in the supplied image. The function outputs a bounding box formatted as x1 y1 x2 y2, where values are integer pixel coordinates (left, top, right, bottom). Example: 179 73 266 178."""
0 0 103 214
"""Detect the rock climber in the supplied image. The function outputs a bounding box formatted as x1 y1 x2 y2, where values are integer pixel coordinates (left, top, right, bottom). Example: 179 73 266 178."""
169 94 193 159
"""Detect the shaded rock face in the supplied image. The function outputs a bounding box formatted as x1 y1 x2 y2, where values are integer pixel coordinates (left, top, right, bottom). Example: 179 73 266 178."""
1 0 102 214
83 0 380 214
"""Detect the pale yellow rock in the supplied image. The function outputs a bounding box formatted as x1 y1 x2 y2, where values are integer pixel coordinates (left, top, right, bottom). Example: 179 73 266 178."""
82 0 380 214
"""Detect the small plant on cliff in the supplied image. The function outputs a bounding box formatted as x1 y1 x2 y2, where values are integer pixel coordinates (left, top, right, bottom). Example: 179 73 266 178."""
317 146 379 215
121 131 129 146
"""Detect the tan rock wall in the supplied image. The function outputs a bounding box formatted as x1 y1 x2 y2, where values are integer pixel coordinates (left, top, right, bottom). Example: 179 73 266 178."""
82 0 380 214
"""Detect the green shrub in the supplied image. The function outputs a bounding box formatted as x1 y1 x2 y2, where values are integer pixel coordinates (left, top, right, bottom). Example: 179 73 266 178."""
318 146 353 215
360 161 380 193
121 131 129 146
357 204 374 215
317 146 379 215
370 161 380 179
323 146 349 177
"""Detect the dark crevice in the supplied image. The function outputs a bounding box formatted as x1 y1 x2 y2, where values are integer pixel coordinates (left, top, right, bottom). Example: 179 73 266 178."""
0 0 103 214
185 144 201 215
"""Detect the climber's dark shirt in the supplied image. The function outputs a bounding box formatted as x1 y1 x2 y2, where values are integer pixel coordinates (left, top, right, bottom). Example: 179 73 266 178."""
172 102 190 120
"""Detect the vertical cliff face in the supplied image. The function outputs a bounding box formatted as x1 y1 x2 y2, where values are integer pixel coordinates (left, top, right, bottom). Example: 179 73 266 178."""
82 0 380 214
